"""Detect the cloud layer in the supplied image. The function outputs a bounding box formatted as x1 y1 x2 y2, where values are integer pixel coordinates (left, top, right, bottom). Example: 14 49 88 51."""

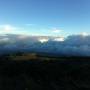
0 34 90 56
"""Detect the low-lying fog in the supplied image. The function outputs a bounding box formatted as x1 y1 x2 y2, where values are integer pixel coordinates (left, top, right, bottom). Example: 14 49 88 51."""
0 34 90 56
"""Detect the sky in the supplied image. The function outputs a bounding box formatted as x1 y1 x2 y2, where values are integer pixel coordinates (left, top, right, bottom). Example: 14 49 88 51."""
0 0 90 36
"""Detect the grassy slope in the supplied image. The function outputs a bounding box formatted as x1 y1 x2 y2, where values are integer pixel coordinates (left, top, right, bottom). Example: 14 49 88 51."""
0 56 90 90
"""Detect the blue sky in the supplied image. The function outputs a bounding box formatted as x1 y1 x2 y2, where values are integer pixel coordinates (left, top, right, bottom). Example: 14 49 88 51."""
0 0 90 36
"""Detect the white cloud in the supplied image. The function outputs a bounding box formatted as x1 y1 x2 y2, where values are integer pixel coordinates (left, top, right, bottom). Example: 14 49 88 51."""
4 25 16 32
0 24 17 34
0 24 26 34
54 37 65 41
38 38 49 43
25 24 34 26
52 28 63 33
80 32 89 36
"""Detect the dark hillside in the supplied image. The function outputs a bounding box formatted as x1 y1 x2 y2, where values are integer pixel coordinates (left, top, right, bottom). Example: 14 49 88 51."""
0 56 90 90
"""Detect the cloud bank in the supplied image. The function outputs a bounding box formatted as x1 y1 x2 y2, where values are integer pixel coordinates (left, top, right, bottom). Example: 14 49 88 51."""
0 34 90 56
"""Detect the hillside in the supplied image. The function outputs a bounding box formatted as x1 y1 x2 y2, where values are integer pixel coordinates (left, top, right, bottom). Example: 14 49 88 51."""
0 55 90 90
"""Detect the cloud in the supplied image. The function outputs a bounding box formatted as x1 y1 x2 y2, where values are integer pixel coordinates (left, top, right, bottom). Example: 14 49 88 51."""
52 28 63 33
0 38 9 42
54 37 65 41
0 33 90 56
0 24 27 34
4 25 16 32
80 32 88 36
25 24 34 26
18 35 30 40
0 24 17 33
38 38 49 43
